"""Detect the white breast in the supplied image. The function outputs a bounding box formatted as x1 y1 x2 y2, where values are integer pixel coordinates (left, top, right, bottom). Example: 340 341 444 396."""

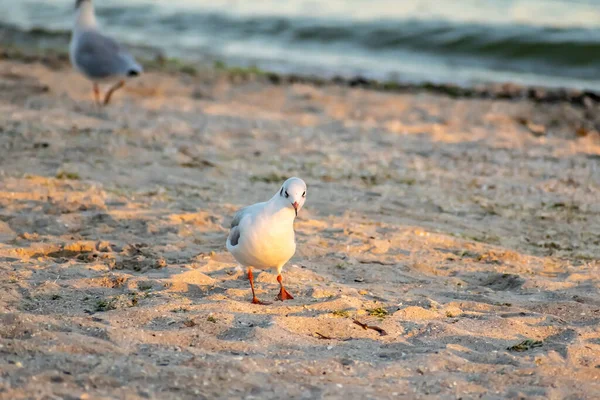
230 210 296 270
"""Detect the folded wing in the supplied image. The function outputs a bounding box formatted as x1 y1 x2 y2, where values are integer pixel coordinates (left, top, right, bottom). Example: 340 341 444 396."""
227 202 265 249
74 30 142 79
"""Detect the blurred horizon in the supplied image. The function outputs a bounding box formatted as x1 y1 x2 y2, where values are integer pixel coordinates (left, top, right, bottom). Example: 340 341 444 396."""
1 0 600 90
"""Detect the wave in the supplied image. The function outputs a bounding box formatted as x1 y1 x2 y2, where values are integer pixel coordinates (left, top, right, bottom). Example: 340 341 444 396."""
2 2 600 89
114 10 600 77
149 12 600 81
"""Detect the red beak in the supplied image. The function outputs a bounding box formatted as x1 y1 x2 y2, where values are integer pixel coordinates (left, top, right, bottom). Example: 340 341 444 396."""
292 201 299 216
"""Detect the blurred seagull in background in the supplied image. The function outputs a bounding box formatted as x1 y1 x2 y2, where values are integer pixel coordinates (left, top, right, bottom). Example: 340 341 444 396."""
226 177 307 305
69 0 142 106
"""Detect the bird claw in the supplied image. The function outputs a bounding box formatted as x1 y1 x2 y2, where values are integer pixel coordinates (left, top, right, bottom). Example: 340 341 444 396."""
276 288 294 301
251 297 271 305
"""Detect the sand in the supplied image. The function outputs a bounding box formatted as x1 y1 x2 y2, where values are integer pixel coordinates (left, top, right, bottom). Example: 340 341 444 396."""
0 56 600 399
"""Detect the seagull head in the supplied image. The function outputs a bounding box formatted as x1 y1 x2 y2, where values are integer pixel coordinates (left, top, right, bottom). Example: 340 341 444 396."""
75 0 91 9
73 0 97 29
277 177 307 217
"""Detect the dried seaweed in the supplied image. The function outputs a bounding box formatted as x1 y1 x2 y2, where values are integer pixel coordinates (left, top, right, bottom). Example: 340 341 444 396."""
507 339 543 352
315 332 333 340
353 319 388 336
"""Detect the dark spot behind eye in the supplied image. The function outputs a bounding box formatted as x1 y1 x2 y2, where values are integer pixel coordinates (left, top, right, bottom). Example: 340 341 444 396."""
302 191 306 197
280 187 284 196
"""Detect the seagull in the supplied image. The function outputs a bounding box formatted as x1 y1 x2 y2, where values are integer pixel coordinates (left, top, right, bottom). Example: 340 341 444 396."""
69 0 142 106
226 177 307 305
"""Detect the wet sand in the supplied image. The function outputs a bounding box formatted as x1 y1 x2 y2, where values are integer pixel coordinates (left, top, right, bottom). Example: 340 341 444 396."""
0 56 600 399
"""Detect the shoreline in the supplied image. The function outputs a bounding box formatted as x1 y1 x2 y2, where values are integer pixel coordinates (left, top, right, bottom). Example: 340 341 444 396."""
2 24 600 109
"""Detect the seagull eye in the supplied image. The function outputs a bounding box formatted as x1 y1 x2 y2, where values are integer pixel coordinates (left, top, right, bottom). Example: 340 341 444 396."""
302 191 306 197
284 191 289 198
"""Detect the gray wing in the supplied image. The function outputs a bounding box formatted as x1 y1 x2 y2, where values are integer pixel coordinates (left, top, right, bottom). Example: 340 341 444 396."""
74 30 142 79
227 207 249 247
228 226 241 246
230 201 266 228
227 202 264 247
230 206 250 229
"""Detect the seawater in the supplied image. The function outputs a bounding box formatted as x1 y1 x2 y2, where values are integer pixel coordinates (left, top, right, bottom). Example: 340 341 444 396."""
1 0 600 90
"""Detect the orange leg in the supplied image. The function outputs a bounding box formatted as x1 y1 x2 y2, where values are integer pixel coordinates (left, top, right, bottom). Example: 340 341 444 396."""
93 83 101 106
248 267 270 305
103 80 125 105
276 273 294 301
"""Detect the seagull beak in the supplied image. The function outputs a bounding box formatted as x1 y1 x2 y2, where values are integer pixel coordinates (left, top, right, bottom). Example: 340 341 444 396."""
292 201 299 216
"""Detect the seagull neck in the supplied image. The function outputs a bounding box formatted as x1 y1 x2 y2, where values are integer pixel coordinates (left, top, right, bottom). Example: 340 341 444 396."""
75 2 98 31
268 196 296 222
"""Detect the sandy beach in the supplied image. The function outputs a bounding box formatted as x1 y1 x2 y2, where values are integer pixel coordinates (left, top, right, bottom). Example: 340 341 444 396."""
1 54 600 399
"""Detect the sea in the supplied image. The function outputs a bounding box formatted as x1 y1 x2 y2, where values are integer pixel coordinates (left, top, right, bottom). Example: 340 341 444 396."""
1 0 600 90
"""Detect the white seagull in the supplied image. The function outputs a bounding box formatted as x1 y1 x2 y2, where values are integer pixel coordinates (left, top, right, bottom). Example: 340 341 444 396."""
226 177 307 304
69 0 143 105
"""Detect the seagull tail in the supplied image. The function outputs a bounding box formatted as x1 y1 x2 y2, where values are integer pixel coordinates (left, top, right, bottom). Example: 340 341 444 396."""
127 61 143 77
123 56 143 77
